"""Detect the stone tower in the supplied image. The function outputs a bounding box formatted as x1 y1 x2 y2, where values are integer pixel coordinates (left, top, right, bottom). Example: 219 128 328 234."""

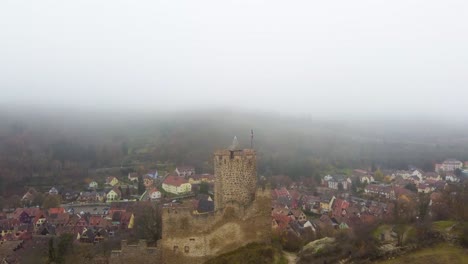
214 137 257 211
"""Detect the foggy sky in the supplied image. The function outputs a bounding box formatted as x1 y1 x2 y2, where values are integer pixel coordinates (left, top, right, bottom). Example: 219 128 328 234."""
1 1 467 118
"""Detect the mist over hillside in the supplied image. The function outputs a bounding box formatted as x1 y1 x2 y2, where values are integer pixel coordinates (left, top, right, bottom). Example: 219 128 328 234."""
2 107 468 187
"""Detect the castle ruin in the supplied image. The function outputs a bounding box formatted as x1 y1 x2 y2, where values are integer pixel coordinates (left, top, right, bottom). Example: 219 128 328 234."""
160 138 271 264
111 138 271 264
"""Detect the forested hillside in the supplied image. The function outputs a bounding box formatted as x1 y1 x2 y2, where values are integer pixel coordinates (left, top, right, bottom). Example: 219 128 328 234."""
1 107 468 195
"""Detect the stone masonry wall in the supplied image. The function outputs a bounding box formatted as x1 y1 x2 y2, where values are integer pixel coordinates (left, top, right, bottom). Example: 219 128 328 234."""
214 149 257 210
109 240 161 264
109 147 268 264
159 148 270 264
160 187 271 264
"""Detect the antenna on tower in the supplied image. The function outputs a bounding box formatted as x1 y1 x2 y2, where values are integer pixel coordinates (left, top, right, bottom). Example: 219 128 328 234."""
250 129 254 149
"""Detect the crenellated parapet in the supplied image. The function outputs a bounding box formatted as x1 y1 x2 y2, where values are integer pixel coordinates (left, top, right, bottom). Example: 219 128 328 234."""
214 148 257 211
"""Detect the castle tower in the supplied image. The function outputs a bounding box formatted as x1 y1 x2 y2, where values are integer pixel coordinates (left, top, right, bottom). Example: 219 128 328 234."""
214 137 257 211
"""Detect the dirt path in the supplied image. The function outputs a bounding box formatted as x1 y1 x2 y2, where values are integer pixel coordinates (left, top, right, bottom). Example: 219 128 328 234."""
283 251 297 264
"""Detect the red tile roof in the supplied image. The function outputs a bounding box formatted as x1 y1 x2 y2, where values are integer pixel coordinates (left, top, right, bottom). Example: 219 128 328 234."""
48 208 65 215
273 187 290 199
163 175 189 187
360 214 377 224
47 212 69 225
149 188 160 194
332 199 350 218
89 215 109 227
12 208 43 219
272 214 291 230
289 190 301 200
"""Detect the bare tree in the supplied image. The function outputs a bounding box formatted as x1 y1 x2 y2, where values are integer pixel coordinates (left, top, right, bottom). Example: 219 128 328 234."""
134 202 162 243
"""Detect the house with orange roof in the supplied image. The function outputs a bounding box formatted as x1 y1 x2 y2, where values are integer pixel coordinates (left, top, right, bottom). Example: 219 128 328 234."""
162 175 192 195
33 213 47 230
272 187 290 199
290 209 307 223
332 199 350 219
48 207 65 215
109 211 134 229
148 188 161 200
271 214 291 232
46 212 69 227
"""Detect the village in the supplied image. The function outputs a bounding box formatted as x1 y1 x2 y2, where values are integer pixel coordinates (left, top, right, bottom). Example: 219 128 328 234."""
0 164 218 263
0 157 467 262
270 159 468 251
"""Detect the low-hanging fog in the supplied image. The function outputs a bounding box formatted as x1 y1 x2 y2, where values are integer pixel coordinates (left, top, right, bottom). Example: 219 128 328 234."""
1 0 467 118
1 1 468 197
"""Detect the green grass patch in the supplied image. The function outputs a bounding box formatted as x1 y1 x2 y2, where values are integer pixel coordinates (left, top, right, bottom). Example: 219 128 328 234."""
432 220 456 232
205 243 286 264
377 243 468 264
404 226 417 243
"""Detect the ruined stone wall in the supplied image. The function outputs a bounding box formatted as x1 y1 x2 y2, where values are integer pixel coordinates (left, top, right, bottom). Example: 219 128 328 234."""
160 187 271 264
161 206 223 238
214 149 257 210
110 147 268 264
158 148 270 264
109 240 161 264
